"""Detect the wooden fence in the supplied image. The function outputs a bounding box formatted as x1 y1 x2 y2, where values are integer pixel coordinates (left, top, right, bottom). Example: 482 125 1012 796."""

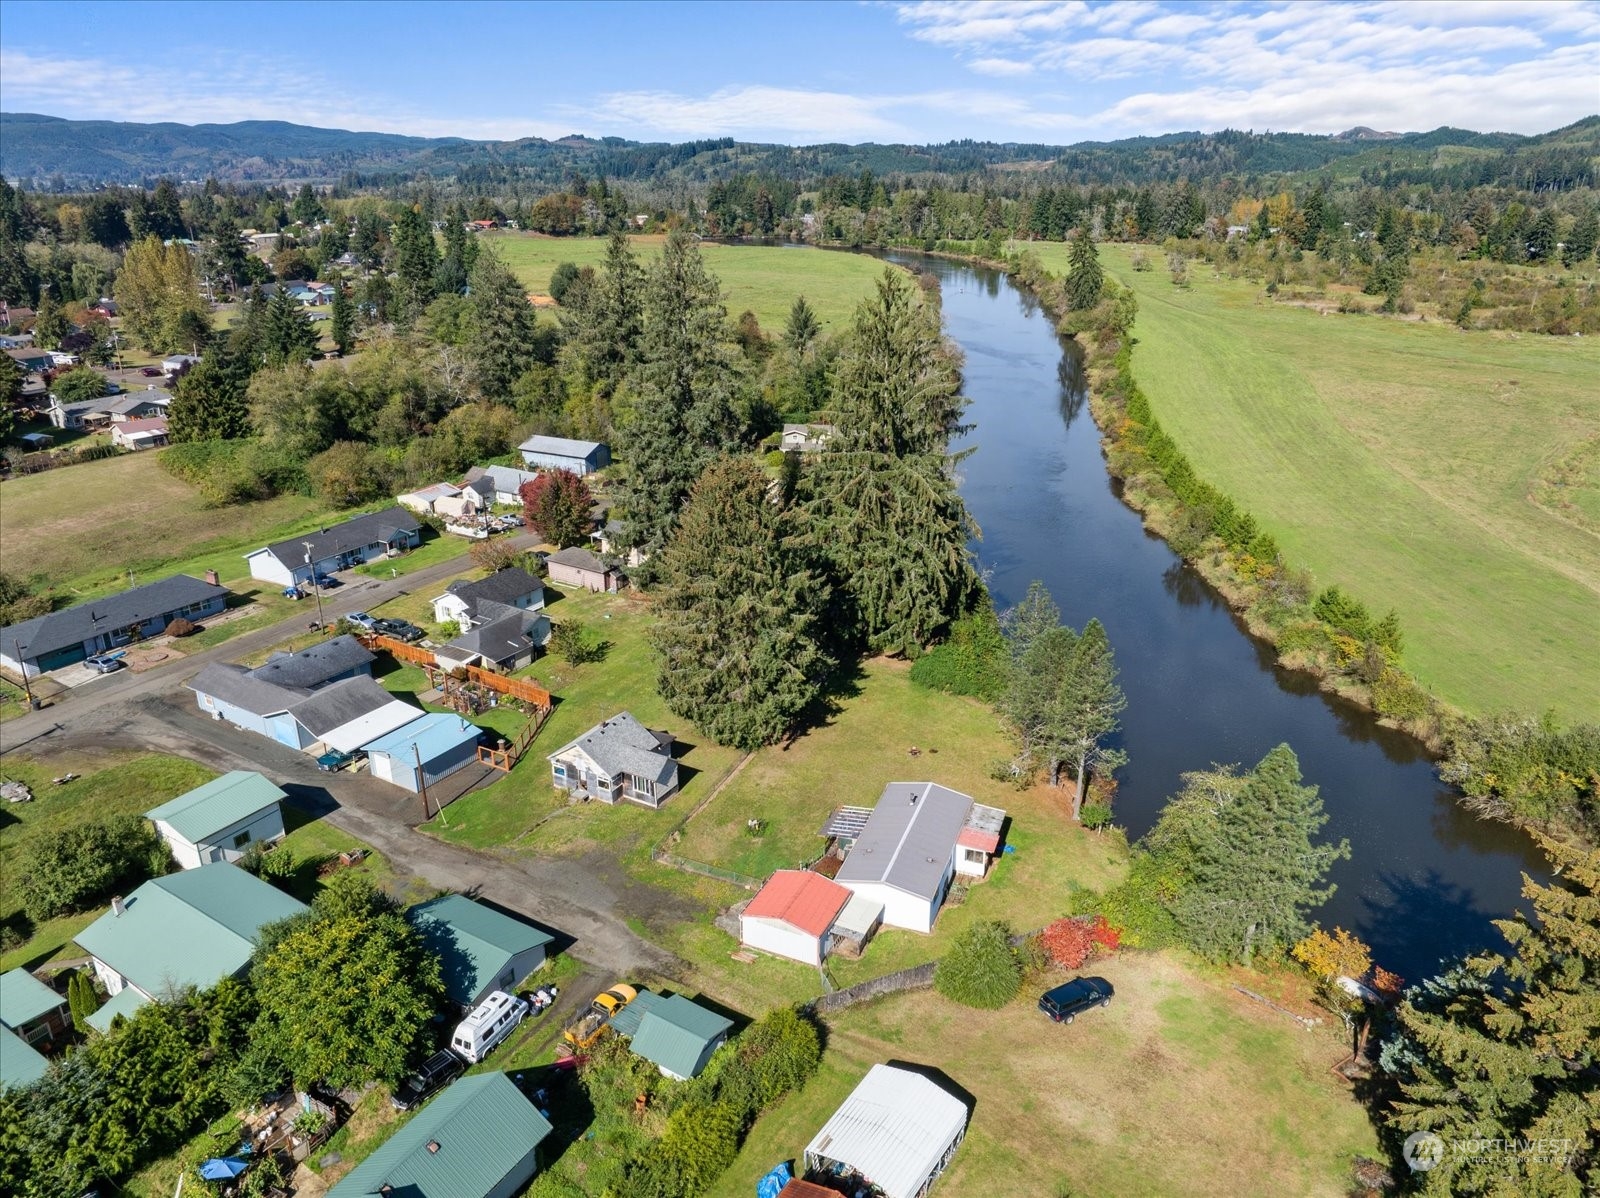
363 633 436 666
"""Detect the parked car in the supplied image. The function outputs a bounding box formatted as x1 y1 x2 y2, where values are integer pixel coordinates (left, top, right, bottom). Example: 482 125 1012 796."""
139 366 163 377
375 618 425 643
311 573 340 589
391 1049 464 1111
1038 977 1114 1024
345 611 378 631
84 654 126 674
450 991 528 1064
317 749 361 772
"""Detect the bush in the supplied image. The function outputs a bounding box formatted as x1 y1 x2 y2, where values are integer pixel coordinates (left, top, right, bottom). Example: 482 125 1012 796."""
1079 802 1114 830
909 604 1008 700
1039 918 1094 969
550 619 606 664
19 814 170 921
935 920 1022 1009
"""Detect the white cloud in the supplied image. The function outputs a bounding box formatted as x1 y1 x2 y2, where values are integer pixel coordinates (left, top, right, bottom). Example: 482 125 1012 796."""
969 56 1037 76
573 85 913 142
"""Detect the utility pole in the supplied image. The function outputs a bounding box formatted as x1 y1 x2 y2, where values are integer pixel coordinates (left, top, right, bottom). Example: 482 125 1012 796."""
15 642 36 710
302 543 326 631
414 742 440 824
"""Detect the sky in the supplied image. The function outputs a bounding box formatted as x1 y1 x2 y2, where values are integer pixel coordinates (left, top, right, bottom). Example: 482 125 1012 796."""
0 1 1595 145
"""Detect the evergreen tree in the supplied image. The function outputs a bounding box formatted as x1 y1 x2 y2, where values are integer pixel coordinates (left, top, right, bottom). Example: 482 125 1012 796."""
1065 227 1105 310
0 351 23 410
466 249 536 399
261 286 318 367
615 229 743 569
1001 579 1061 660
1173 744 1349 964
290 183 324 226
147 179 185 240
391 204 438 317
1061 619 1127 817
651 457 833 750
784 294 820 354
0 178 38 304
206 216 249 289
168 345 252 442
1382 836 1599 1195
563 229 644 396
1525 208 1558 262
32 288 66 349
329 284 354 356
1561 207 1598 267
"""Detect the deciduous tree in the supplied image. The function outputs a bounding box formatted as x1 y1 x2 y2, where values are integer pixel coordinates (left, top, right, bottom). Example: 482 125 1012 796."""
114 236 209 353
519 469 593 548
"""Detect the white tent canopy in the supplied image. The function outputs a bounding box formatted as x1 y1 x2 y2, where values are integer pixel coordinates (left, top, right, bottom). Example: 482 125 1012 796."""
804 1064 968 1198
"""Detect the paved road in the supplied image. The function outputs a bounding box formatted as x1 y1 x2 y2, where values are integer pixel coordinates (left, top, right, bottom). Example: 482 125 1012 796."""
1 541 678 980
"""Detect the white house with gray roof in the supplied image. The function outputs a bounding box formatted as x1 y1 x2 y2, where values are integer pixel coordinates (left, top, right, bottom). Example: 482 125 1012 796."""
834 783 992 933
0 573 229 677
243 506 420 586
431 568 549 672
464 463 540 506
548 712 679 808
145 770 286 870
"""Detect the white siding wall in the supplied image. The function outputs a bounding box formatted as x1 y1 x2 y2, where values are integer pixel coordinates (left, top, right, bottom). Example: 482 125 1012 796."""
954 847 990 878
740 916 824 966
154 820 205 870
246 551 296 586
191 806 286 867
840 881 938 934
91 957 128 996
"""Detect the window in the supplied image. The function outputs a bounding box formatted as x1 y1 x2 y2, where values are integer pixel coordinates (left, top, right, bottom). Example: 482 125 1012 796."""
628 773 651 795
963 848 986 864
552 764 567 779
233 831 252 849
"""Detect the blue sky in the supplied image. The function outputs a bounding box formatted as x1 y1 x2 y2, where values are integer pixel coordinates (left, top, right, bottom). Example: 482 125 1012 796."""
1 1 1595 143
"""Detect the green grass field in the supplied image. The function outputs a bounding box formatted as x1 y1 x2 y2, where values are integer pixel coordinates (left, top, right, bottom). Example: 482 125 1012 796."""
482 232 894 332
1028 241 1600 719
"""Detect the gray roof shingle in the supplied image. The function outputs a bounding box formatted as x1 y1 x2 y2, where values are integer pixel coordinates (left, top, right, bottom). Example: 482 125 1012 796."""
185 663 310 716
545 546 609 574
1 574 228 661
548 711 676 785
444 568 542 619
834 782 976 900
286 675 397 737
257 507 418 569
250 635 373 689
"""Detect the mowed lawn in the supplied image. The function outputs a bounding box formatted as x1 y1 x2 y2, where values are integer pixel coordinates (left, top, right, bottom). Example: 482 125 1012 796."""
483 232 894 331
708 954 1377 1198
0 450 328 596
1070 243 1599 719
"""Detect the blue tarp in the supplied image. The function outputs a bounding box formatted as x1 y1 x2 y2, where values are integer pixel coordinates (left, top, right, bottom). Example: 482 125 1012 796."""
756 1161 793 1198
199 1157 249 1180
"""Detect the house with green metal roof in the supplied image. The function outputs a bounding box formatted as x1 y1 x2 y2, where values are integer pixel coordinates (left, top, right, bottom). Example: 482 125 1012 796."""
0 967 69 1047
328 1071 552 1198
145 770 287 870
408 894 555 1009
628 993 734 1081
0 1026 49 1091
74 864 306 1016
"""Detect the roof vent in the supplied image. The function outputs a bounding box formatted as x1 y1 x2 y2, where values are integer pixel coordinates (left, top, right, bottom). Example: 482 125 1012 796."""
426 1139 441 1154
111 895 126 917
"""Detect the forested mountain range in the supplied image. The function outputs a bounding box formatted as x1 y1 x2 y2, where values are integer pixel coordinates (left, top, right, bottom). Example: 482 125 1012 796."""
4 110 1595 191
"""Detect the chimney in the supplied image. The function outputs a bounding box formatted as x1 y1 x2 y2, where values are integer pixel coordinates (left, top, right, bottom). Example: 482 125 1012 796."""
111 895 126 917
204 569 220 586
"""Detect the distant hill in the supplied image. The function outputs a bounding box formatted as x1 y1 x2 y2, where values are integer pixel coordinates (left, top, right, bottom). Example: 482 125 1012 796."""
1 111 1594 188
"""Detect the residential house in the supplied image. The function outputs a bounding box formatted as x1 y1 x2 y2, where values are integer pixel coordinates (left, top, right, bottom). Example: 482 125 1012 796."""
431 568 545 628
5 347 53 374
1 573 229 677
327 1072 553 1198
144 771 287 870
544 546 622 593
517 434 610 476
547 711 679 808
803 1064 968 1198
781 422 836 453
47 395 109 430
75 865 307 1031
433 491 483 521
408 894 554 1009
740 870 854 966
834 783 999 934
160 353 201 377
0 1028 48 1090
103 390 173 422
111 417 170 450
363 712 483 794
244 506 420 586
589 519 645 568
463 464 539 506
397 481 465 515
287 676 426 755
0 333 34 349
0 968 70 1048
186 662 314 748
627 994 733 1081
430 568 549 671
251 634 374 689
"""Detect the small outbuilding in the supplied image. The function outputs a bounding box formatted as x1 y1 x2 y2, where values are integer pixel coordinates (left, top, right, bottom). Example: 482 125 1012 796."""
0 968 69 1048
288 676 425 755
408 894 554 1010
517 434 609 476
803 1064 968 1198
628 994 733 1081
740 870 853 966
327 1072 553 1198
397 481 464 515
363 712 482 793
0 1027 48 1091
464 464 539 506
144 770 287 870
544 546 623 593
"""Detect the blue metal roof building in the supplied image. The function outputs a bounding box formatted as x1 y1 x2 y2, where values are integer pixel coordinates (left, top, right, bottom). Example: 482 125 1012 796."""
363 712 482 794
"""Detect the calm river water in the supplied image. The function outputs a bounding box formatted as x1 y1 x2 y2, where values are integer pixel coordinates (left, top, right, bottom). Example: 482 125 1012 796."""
896 252 1548 982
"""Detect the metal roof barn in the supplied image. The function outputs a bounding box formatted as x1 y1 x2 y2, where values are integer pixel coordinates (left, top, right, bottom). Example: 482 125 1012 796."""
804 1064 968 1198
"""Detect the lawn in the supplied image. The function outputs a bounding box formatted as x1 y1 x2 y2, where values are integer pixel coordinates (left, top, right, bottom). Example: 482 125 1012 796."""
353 527 472 579
0 449 329 596
709 953 1378 1198
0 752 217 972
483 232 896 332
1030 242 1600 719
419 587 744 856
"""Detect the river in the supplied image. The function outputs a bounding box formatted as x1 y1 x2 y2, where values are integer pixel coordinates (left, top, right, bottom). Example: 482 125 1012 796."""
897 252 1548 982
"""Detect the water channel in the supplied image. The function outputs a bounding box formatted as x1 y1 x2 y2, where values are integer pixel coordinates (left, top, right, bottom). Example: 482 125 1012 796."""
895 251 1548 982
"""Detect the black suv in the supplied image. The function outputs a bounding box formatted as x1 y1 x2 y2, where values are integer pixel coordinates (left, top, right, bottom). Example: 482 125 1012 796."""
1038 976 1114 1024
391 1049 464 1110
375 618 426 643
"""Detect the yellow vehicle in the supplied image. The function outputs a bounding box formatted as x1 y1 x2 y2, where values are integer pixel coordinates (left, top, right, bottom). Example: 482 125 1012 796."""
562 983 637 1048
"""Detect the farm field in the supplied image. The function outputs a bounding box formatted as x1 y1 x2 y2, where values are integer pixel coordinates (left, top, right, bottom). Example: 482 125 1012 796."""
708 954 1378 1198
1028 240 1600 719
483 231 895 331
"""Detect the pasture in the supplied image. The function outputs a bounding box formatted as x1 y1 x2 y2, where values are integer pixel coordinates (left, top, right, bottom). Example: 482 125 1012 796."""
1039 241 1599 719
482 231 895 331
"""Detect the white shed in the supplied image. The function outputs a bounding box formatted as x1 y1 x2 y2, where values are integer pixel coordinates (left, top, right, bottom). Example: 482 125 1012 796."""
740 870 853 966
144 771 286 870
833 783 975 933
804 1064 968 1198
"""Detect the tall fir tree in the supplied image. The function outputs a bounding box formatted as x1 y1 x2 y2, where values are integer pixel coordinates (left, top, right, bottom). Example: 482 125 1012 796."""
1561 207 1598 267
32 288 66 349
391 204 439 318
466 249 536 399
562 229 644 396
329 284 354 356
651 457 833 750
261 286 318 367
784 294 820 355
168 343 252 442
1065 227 1105 310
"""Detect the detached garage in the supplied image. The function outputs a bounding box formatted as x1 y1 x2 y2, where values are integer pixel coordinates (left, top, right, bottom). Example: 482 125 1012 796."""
740 870 852 966
363 713 482 794
804 1064 969 1198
